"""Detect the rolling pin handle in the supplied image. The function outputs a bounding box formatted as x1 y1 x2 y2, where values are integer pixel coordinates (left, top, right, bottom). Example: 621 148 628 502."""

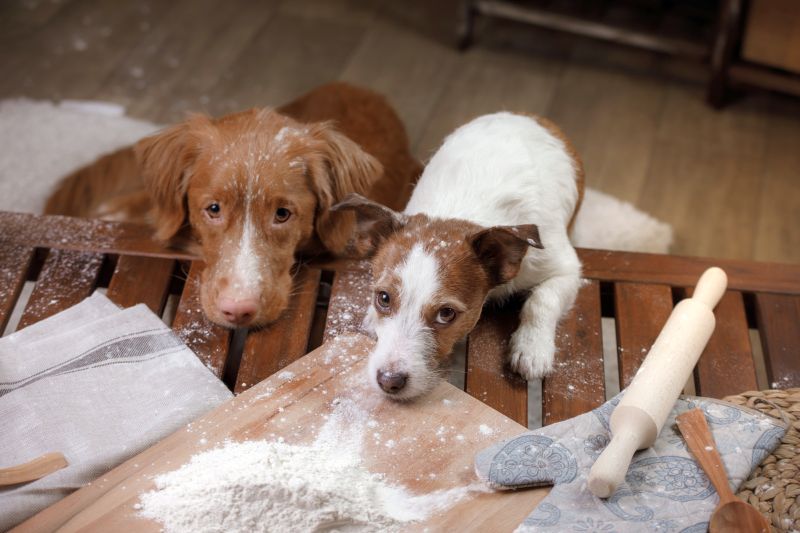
588 428 641 498
691 267 728 310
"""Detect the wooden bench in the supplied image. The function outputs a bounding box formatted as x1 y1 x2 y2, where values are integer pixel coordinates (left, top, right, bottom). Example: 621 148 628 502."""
1 210 798 430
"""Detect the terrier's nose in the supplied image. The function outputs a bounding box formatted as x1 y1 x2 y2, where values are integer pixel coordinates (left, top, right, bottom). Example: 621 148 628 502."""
377 370 408 394
218 298 258 326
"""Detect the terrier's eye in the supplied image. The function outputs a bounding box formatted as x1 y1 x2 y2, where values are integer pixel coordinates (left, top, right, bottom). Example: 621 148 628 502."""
375 291 391 311
436 307 457 324
205 203 221 219
274 207 291 223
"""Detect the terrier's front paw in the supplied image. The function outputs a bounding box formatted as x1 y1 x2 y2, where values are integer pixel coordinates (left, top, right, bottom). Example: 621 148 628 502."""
508 327 555 379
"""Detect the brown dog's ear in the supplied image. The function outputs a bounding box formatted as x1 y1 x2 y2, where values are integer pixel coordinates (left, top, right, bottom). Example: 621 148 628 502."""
306 123 384 255
330 193 404 256
469 224 544 286
135 116 208 243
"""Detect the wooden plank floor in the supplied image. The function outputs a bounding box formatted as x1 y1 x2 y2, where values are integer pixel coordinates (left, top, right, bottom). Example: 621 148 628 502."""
1 0 798 264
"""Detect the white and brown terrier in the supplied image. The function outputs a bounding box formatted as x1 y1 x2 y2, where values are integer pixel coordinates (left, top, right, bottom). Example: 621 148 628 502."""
332 112 585 400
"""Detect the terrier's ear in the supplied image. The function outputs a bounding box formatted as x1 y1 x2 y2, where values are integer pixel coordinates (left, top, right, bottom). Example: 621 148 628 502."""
469 224 543 286
330 193 405 257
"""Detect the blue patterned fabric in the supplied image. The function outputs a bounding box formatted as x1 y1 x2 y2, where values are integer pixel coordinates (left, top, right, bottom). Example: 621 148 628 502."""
475 394 786 532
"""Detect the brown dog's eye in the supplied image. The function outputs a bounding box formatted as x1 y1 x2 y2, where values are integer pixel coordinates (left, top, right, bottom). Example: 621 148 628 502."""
205 203 221 219
436 307 457 324
375 291 391 312
274 207 291 223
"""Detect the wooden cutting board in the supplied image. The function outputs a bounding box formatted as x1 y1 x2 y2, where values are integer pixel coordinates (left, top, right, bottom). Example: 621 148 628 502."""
15 334 549 532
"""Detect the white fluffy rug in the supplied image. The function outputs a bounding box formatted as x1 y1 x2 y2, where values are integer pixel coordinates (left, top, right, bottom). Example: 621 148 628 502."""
0 99 672 254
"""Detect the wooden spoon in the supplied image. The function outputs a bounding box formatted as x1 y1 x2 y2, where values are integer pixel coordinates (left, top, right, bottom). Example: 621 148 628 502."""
676 408 770 533
0 452 68 486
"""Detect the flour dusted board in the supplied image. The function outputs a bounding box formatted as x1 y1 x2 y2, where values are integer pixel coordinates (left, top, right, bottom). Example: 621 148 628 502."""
17 334 548 532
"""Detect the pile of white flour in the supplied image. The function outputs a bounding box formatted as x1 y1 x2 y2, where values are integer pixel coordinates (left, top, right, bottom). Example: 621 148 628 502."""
138 399 478 532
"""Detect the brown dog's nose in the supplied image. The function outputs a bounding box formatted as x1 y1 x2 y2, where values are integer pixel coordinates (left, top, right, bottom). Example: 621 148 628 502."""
218 298 258 326
377 370 408 394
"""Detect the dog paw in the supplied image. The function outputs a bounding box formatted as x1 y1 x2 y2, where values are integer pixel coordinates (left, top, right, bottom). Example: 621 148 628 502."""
508 328 555 379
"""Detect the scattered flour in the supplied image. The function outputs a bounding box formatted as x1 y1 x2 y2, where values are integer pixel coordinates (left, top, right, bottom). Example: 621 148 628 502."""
478 424 494 436
139 399 480 532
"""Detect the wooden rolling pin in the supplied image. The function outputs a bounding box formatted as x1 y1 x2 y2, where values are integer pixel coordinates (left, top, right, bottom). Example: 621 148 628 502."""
588 267 728 498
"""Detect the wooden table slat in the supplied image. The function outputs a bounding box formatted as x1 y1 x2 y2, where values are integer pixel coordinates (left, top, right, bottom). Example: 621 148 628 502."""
465 302 528 426
693 290 759 397
322 267 371 343
106 255 175 313
754 293 800 388
0 212 194 260
234 268 321 393
614 282 674 388
0 243 35 333
3 213 800 296
543 280 606 424
578 248 800 296
171 262 231 379
18 249 104 330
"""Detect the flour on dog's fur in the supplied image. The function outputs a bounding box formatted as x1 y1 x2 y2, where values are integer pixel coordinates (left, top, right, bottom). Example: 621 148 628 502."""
139 398 479 532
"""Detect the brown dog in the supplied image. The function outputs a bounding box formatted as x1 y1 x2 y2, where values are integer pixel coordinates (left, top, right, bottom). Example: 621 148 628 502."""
45 83 421 328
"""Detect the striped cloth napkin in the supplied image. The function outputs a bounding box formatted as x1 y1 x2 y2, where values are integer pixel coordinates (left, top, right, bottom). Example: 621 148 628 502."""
0 292 232 530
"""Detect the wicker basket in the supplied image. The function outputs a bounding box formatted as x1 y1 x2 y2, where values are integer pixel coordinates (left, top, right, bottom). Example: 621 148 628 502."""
726 388 800 533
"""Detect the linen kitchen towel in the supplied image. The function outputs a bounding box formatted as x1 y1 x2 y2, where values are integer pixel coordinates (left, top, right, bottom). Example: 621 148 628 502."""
0 292 232 530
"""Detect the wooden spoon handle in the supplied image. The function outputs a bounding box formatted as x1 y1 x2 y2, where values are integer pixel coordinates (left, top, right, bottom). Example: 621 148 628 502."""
0 452 68 486
675 408 736 504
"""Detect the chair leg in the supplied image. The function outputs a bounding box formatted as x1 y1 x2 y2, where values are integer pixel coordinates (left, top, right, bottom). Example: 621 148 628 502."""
457 0 477 50
707 0 745 109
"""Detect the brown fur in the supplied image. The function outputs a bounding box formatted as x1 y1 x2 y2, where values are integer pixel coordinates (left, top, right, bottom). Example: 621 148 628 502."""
529 114 586 230
45 83 422 328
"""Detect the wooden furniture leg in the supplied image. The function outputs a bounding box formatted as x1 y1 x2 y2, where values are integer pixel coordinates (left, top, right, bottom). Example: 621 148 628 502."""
707 0 746 108
457 0 476 50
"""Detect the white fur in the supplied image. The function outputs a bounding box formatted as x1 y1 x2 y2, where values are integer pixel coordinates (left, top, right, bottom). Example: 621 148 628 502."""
404 112 582 379
229 211 260 296
221 172 263 301
368 244 441 399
